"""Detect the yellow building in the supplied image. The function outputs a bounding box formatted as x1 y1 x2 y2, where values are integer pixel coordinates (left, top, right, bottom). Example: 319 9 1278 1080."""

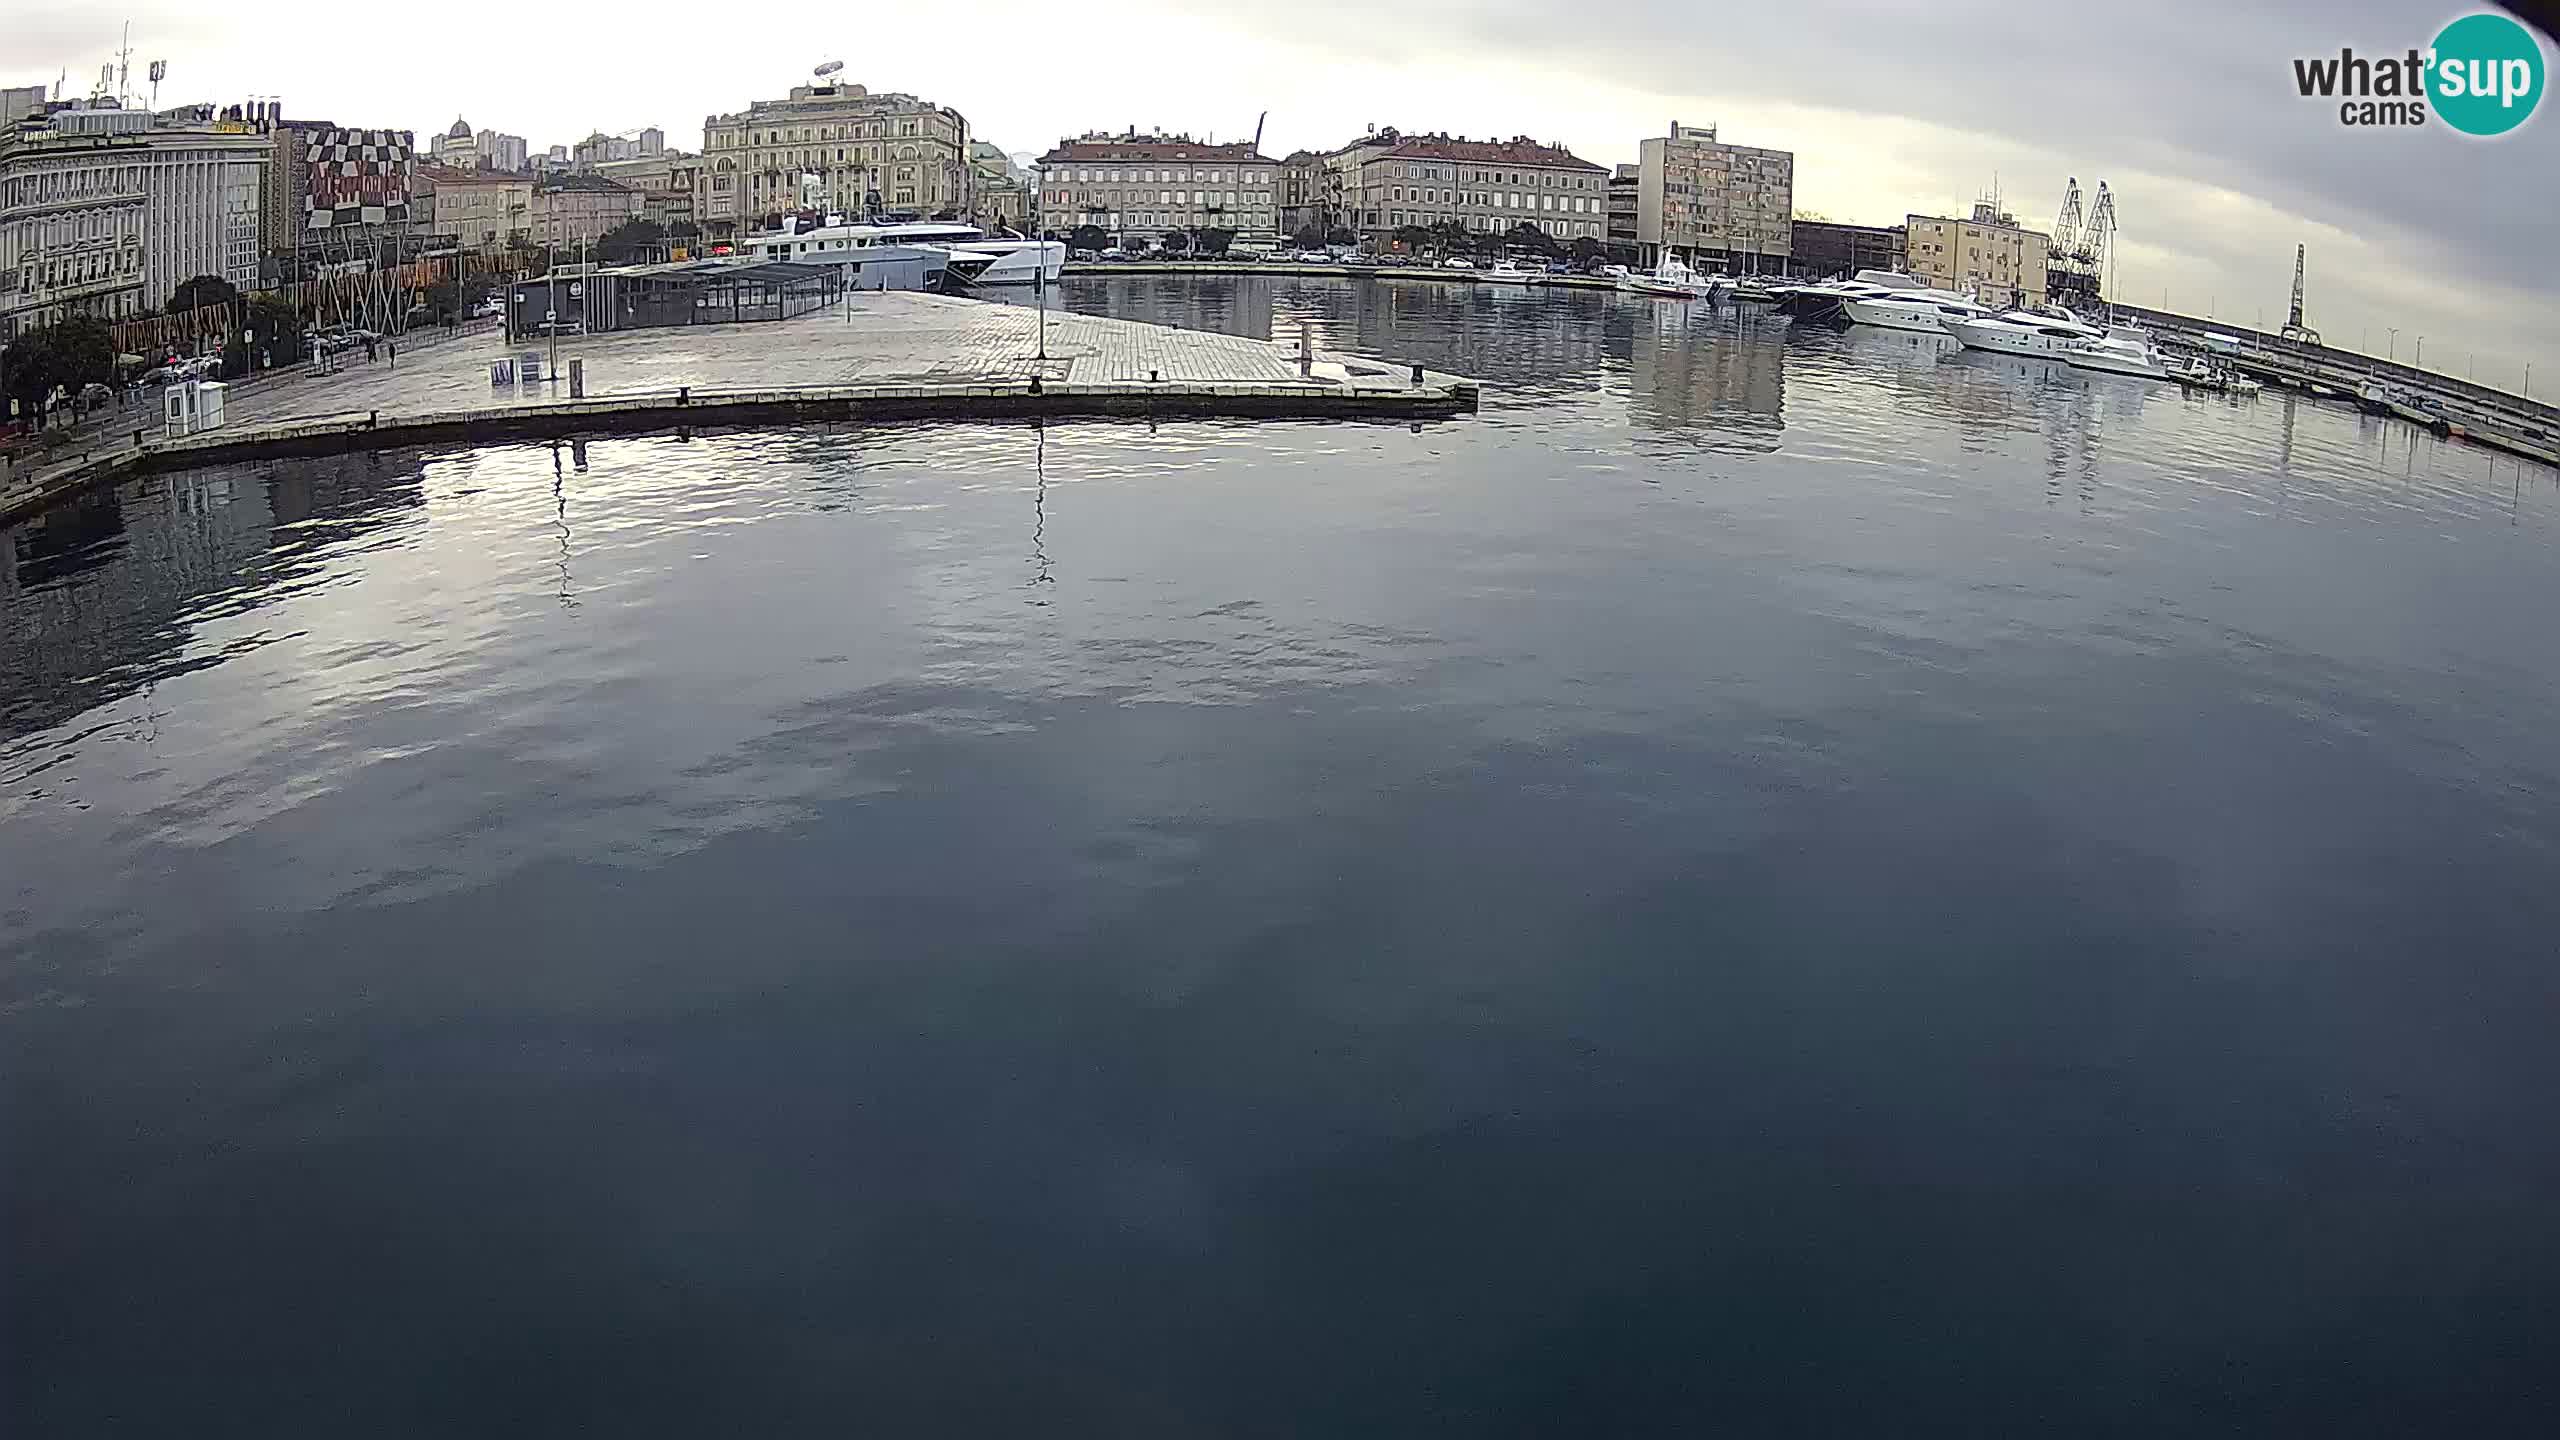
1905 202 2051 308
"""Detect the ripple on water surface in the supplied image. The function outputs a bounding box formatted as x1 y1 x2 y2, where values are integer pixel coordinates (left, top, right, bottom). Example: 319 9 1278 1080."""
5 278 2560 1435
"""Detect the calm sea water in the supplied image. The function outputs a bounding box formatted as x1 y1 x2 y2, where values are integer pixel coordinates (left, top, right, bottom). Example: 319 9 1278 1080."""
7 277 2559 1435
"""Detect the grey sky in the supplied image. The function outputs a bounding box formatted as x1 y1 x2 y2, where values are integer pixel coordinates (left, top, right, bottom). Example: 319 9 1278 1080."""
9 2 2553 386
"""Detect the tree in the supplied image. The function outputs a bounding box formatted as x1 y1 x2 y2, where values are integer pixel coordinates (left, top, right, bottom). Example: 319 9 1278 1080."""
1570 236 1608 265
1504 223 1561 259
1069 224 1110 253
1192 227 1235 257
1290 222 1326 250
244 296 306 367
592 218 668 264
1427 219 1471 255
1327 226 1356 248
0 331 49 421
0 316 115 423
1391 224 1433 254
1160 229 1192 255
166 273 241 316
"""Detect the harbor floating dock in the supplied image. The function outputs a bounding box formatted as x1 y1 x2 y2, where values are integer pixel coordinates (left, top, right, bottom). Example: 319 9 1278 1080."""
0 292 1477 524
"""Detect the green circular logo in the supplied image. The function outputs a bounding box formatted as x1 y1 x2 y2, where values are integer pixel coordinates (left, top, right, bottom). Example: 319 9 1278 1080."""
2428 13 2546 135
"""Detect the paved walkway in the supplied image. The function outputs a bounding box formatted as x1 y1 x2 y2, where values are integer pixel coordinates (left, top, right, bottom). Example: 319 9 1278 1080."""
218 292 1416 434
3 293 1468 522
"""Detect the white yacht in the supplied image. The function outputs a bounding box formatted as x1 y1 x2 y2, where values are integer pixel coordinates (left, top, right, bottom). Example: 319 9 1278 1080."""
751 220 1065 286
2063 323 2174 380
1940 308 2105 356
1482 258 1535 285
1841 290 1996 333
1780 268 1933 320
1624 255 1728 300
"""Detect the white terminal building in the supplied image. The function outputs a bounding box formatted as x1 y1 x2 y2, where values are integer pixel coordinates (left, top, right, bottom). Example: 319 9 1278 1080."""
1 88 265 341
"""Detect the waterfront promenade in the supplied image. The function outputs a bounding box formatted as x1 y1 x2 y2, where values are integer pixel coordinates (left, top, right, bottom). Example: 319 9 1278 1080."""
0 291 1475 522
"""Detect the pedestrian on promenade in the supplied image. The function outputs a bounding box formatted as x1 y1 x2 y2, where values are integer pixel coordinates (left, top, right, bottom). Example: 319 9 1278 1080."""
387 339 396 370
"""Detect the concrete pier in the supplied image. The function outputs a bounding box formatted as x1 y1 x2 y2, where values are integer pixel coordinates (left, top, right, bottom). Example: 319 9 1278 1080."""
1 292 1476 524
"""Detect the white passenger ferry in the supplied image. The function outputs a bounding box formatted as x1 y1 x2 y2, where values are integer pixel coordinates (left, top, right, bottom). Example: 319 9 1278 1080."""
749 220 1065 287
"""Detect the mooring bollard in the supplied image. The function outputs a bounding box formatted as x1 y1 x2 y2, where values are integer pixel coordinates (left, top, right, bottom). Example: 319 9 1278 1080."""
1411 363 1424 386
368 410 378 429
569 359 584 400
1149 368 1161 383
679 385 689 406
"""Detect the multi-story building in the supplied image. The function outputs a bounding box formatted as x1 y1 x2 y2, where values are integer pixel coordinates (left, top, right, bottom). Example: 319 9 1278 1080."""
1636 121 1793 271
137 107 266 309
541 144 569 170
254 110 334 258
1346 133 1609 247
1276 150 1325 238
0 106 149 340
699 76 972 238
480 131 527 172
1 101 266 340
593 153 697 230
432 118 478 169
423 167 534 251
1906 201 2048 307
1790 219 1905 279
531 173 642 249
1606 163 1640 263
1034 133 1278 244
1316 128 1405 237
967 141 1032 231
639 127 664 157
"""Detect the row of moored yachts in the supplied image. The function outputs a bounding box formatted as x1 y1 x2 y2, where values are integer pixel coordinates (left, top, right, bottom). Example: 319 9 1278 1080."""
1628 265 2256 390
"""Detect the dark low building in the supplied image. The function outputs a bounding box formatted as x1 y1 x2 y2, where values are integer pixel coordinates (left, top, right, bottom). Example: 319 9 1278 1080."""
506 259 841 340
1790 220 1906 279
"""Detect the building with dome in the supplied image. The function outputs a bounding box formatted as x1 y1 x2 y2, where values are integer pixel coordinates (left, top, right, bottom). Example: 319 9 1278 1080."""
432 117 479 171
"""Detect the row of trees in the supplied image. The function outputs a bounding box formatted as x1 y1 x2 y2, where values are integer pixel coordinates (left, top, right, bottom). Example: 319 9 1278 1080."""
1066 224 1244 256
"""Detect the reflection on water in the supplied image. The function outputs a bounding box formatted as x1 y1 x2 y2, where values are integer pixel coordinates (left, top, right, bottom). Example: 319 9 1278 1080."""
8 280 2560 1436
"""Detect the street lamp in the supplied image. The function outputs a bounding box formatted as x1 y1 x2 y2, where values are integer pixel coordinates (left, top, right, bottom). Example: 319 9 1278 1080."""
2387 327 2399 363
2414 335 2424 369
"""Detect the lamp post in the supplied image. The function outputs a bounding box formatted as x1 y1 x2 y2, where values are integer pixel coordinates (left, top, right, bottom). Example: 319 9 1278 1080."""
2387 327 2398 363
2414 335 2423 370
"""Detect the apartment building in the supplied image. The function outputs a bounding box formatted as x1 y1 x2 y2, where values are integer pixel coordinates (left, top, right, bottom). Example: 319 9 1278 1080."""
531 173 642 249
700 78 972 237
424 167 534 251
1636 122 1793 270
1906 201 2049 307
1035 133 1278 242
1345 133 1609 246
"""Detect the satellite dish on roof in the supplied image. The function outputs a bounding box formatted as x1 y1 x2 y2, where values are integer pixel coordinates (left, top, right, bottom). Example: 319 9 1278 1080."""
814 60 845 78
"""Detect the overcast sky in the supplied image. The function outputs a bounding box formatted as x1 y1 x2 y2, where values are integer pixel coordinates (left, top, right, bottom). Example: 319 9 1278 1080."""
10 2 2553 387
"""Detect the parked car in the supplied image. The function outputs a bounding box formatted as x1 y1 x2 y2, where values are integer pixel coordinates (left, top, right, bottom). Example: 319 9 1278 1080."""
1098 248 1125 261
1442 256 1475 270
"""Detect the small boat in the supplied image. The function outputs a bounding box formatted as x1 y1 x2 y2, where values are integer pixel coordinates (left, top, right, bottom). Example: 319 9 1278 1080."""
2227 375 2262 395
1623 255 1714 300
2063 323 2174 381
2356 379 2394 414
2388 393 2452 434
1481 258 1534 285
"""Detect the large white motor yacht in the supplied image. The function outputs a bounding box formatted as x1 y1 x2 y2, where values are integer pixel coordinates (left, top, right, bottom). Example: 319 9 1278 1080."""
2063 323 2175 380
1940 308 2105 356
752 220 1065 286
1841 291 1997 333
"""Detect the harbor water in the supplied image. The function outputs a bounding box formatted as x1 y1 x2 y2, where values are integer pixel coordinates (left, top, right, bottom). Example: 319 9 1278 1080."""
6 276 2559 1434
